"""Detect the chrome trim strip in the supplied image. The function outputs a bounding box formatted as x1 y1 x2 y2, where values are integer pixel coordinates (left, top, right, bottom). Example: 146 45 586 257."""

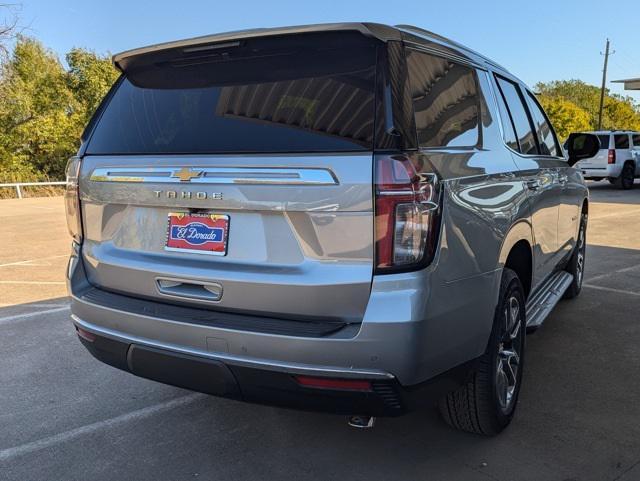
70 314 394 380
90 167 338 185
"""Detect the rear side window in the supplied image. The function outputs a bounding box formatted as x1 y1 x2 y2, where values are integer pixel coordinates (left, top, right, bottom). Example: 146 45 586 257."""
494 84 519 151
405 50 480 148
525 92 560 156
495 76 538 155
614 134 630 149
86 33 378 155
633 134 640 147
598 135 610 149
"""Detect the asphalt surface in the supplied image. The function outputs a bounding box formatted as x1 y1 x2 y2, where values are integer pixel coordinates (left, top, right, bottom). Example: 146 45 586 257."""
1 181 639 481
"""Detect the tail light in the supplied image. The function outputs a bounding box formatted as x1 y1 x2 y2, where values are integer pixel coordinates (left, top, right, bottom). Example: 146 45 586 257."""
608 149 616 164
64 156 83 242
374 155 440 272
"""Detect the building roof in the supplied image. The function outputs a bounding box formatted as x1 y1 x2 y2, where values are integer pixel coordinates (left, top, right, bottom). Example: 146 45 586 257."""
612 77 640 90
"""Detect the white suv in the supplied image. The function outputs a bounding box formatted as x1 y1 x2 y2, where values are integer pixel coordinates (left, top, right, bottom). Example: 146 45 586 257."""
574 130 640 189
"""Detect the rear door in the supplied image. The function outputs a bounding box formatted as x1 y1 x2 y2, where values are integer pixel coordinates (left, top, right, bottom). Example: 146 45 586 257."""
493 75 562 289
632 133 640 175
524 91 580 260
614 133 632 165
78 32 380 322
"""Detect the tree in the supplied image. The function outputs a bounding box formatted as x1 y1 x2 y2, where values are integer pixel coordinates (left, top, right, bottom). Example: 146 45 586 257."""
0 4 20 56
0 37 117 182
535 79 640 132
0 37 78 181
537 95 591 141
66 48 119 124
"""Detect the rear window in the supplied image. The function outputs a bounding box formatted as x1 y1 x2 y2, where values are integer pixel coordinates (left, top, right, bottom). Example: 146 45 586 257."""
614 134 630 149
597 135 610 149
633 134 640 147
86 33 378 155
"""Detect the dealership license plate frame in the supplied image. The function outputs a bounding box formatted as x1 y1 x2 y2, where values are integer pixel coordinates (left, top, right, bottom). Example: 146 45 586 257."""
165 212 230 256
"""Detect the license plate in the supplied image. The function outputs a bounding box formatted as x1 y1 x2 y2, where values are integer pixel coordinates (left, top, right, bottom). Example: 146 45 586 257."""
165 213 229 256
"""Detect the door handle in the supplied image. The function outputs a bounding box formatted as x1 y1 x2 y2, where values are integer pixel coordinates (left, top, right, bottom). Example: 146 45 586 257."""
526 179 541 191
156 277 223 302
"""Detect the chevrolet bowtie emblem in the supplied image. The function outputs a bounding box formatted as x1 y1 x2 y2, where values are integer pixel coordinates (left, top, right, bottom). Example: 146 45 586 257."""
171 168 203 182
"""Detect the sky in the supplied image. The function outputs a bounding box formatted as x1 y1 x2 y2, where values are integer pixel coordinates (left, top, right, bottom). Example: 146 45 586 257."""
10 0 640 102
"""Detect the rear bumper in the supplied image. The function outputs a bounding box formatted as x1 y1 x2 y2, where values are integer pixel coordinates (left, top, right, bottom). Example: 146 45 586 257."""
579 165 620 179
74 324 471 416
67 244 485 415
68 251 430 386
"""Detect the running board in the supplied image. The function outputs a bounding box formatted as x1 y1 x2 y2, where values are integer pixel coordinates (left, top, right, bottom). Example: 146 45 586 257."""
525 271 573 329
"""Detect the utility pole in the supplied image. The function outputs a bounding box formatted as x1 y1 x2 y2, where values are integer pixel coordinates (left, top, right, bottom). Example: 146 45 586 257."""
597 39 614 130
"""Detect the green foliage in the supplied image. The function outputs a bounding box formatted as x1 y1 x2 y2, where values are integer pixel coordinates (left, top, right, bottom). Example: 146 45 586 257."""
535 79 640 136
0 36 117 182
537 95 591 141
2 37 640 183
67 48 119 123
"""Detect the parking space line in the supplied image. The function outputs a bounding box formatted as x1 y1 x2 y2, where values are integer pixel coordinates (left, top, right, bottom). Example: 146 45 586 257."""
0 306 70 326
0 393 204 463
583 284 640 297
589 210 640 221
0 303 68 308
0 254 68 268
587 263 640 283
24 303 69 308
0 281 66 285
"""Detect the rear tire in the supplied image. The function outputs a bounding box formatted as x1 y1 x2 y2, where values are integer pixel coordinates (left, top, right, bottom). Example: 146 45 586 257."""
438 268 526 436
614 163 635 190
563 211 587 299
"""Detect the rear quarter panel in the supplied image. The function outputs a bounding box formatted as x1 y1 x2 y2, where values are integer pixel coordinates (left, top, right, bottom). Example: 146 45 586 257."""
380 70 534 381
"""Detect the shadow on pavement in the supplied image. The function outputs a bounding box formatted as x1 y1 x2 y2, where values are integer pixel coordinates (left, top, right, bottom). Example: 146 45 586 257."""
587 180 640 205
3 243 640 481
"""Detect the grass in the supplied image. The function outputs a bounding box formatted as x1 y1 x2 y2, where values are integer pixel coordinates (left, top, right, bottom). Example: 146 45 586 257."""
0 185 65 199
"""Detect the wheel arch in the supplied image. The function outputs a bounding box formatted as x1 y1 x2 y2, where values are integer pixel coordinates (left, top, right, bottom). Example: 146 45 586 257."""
581 197 589 215
498 220 534 300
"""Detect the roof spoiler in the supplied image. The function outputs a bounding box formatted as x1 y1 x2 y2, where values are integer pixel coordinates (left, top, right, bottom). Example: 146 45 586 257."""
112 22 402 73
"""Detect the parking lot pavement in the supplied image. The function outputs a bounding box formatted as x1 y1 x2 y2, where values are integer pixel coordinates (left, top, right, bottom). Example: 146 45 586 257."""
0 197 69 307
1 183 639 481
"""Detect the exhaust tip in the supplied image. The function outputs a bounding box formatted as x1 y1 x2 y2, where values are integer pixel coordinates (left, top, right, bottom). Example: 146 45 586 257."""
347 415 375 429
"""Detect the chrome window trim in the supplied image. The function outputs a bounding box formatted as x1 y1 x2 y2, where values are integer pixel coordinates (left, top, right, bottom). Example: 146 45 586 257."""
483 70 566 163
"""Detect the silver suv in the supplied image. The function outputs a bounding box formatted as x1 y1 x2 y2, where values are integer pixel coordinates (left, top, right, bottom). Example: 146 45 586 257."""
64 23 599 435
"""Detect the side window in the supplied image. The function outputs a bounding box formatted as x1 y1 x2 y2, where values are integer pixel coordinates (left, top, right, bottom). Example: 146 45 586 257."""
494 86 519 151
525 92 560 156
598 135 611 149
615 134 630 149
495 76 538 155
406 49 480 148
633 134 640 147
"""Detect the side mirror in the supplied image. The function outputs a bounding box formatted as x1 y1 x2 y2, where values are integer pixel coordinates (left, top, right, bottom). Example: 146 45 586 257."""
566 133 600 167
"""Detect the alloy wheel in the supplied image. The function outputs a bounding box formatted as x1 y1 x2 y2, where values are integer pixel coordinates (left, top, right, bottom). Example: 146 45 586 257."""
576 219 586 287
496 295 522 413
